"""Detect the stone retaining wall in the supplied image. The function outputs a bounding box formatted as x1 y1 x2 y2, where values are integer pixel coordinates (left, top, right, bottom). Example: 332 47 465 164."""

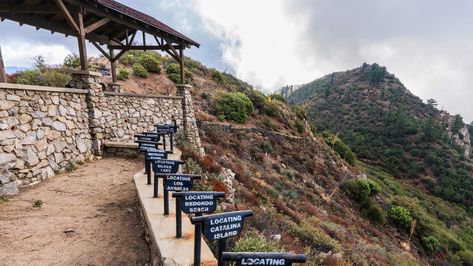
98 92 183 143
0 84 93 195
0 78 203 195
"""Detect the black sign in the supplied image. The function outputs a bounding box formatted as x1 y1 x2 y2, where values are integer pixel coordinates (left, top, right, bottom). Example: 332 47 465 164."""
156 127 176 134
152 159 182 174
221 252 306 266
173 191 224 214
146 151 168 160
191 210 253 241
163 174 200 192
140 146 165 153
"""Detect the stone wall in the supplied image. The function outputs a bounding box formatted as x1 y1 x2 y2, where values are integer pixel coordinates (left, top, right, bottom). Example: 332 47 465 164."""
98 92 183 143
0 84 93 195
0 75 203 195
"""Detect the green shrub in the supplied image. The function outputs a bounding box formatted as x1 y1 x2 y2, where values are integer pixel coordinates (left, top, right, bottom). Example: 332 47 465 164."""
117 68 130 80
167 73 180 83
292 106 307 120
461 226 473 249
422 236 441 255
341 178 381 203
323 133 356 165
166 63 186 83
261 142 273 153
295 120 305 133
132 63 149 78
65 161 77 173
361 200 386 225
139 53 161 73
270 94 287 103
211 69 226 84
211 92 254 123
233 230 283 252
16 69 71 87
245 89 267 111
389 205 413 228
16 69 43 86
119 53 138 66
452 250 473 266
42 70 71 87
63 54 80 68
263 101 280 117
166 63 181 75
290 220 342 253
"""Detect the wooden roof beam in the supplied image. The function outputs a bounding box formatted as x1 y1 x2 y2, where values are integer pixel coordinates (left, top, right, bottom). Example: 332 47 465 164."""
91 42 111 60
0 4 58 14
85 17 111 34
64 0 191 47
107 44 181 50
54 0 79 33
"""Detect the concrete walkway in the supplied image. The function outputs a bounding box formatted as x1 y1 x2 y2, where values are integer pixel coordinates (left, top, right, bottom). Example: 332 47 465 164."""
134 150 217 265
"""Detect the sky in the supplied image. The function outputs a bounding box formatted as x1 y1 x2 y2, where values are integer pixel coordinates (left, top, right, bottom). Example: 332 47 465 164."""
1 0 472 122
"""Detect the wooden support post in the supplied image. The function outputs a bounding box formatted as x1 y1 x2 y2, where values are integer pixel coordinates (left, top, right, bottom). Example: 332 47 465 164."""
77 12 88 70
110 48 116 82
0 45 7 83
179 48 184 85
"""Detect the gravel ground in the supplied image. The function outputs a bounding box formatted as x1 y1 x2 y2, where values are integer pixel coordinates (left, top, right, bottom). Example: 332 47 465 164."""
0 157 150 266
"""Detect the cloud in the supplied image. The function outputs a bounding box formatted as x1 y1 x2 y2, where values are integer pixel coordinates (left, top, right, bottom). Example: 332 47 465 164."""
194 0 316 89
282 0 473 121
1 0 472 121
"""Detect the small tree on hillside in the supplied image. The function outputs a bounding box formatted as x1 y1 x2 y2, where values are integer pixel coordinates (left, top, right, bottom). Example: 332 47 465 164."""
427 98 438 108
369 63 386 85
32 55 46 70
452 114 463 134
64 54 80 68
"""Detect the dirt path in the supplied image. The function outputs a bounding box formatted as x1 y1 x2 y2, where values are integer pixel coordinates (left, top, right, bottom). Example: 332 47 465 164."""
0 157 150 266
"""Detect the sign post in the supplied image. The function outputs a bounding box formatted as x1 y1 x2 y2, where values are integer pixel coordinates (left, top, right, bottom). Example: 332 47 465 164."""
221 252 307 266
156 120 178 151
191 210 253 266
161 174 201 215
172 191 225 238
134 138 162 185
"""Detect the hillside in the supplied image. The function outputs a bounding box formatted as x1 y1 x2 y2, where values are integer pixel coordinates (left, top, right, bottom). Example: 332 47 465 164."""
282 64 473 208
114 56 473 265
9 54 473 264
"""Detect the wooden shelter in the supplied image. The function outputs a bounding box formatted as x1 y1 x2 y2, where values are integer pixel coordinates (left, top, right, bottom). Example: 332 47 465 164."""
0 0 200 83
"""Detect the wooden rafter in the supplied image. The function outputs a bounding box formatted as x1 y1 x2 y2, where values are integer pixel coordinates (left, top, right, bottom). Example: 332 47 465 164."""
91 42 111 60
54 0 79 33
107 44 181 50
110 31 137 62
85 17 111 34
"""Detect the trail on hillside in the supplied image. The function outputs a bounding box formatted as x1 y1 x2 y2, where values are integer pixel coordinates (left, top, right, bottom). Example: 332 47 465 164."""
0 158 150 266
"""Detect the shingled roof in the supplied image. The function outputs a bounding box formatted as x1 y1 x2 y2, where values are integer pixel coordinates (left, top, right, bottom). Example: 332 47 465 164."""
0 0 199 48
95 0 200 47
